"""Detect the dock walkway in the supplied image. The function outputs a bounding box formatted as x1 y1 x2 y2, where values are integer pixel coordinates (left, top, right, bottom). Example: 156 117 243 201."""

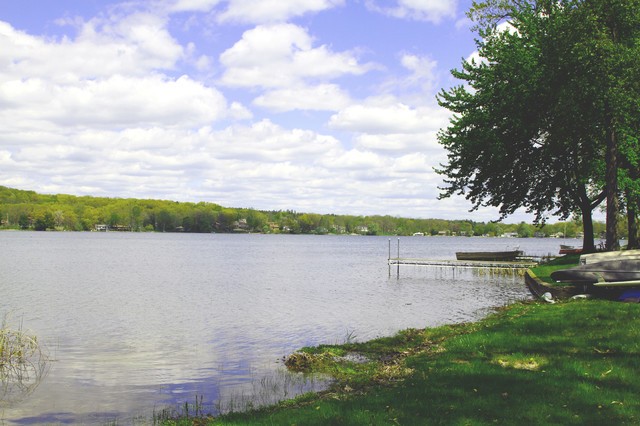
388 258 537 269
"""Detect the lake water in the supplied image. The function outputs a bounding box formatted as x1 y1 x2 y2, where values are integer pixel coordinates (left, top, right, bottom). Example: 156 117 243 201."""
0 232 567 424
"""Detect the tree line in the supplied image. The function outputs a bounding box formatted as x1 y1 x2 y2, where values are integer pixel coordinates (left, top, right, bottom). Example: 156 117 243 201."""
0 185 612 237
437 0 640 251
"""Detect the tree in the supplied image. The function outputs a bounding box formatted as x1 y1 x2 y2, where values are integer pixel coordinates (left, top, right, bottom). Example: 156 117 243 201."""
298 213 320 233
564 0 640 249
130 205 142 231
517 222 534 238
18 213 29 230
156 209 176 232
53 210 64 229
246 210 268 232
33 211 55 231
437 0 640 252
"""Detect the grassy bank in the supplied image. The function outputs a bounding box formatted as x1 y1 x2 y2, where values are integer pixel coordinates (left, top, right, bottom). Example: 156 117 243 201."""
529 254 581 283
164 299 640 425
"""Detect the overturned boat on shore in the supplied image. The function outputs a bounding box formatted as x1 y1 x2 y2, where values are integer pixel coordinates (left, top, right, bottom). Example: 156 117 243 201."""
527 258 640 302
551 260 640 287
580 249 640 265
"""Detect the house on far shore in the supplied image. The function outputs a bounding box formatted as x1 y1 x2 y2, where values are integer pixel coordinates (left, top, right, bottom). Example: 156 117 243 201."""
355 225 369 234
94 224 131 232
267 222 280 232
232 218 249 232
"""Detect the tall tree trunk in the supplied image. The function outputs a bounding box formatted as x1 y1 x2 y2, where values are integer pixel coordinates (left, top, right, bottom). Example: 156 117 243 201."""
605 126 620 250
626 164 639 249
628 189 639 249
580 201 596 253
575 184 603 253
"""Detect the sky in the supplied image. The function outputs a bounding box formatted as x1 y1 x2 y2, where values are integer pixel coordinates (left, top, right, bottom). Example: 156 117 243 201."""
0 0 547 222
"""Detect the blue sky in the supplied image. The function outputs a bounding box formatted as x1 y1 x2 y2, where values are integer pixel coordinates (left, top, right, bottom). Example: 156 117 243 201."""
0 0 548 222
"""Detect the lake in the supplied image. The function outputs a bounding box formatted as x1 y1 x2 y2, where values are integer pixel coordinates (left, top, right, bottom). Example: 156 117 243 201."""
0 232 567 424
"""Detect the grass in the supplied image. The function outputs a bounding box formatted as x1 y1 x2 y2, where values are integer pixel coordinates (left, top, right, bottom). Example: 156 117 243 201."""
0 314 49 406
162 299 640 425
529 254 581 284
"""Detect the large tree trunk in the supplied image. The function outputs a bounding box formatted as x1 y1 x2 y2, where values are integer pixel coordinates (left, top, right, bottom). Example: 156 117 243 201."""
628 189 639 249
580 202 596 253
605 126 620 250
575 185 603 253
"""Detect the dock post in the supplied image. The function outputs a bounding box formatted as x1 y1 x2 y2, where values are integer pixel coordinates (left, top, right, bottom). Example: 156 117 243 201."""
397 238 400 279
388 238 391 277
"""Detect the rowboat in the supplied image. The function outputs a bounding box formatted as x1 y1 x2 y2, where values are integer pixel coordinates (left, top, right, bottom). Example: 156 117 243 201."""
455 250 522 262
559 244 583 255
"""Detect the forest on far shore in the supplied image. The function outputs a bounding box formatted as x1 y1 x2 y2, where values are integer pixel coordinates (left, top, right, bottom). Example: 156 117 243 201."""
0 185 609 238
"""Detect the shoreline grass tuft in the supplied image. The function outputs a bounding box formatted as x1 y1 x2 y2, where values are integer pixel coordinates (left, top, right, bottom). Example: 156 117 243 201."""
0 314 49 406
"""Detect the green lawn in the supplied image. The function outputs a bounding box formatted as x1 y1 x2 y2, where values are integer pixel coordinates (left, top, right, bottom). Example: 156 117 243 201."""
164 298 640 425
529 254 581 283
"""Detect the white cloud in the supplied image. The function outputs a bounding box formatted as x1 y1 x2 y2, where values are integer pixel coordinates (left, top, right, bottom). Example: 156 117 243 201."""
253 84 351 112
354 132 443 155
375 53 440 98
0 12 231 133
219 24 371 89
400 54 438 91
204 119 342 162
319 149 387 170
228 102 254 120
0 74 228 130
391 152 432 173
168 0 222 13
0 14 183 83
455 15 472 30
217 0 345 24
329 99 450 135
366 0 458 23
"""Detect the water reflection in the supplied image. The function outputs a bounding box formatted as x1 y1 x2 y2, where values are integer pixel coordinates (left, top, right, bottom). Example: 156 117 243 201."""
153 369 328 420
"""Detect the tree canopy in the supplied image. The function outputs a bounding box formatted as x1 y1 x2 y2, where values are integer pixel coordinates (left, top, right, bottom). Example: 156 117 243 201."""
0 185 606 238
436 0 640 251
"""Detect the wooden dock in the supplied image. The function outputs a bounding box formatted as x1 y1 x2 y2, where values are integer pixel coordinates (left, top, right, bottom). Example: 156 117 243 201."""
385 239 538 278
388 258 537 269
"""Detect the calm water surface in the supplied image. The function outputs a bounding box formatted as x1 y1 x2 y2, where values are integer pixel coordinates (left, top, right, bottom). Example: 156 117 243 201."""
0 232 567 423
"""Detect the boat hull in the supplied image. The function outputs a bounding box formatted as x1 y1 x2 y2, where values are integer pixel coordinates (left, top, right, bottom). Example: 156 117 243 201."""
559 248 583 255
550 260 640 285
580 249 640 264
455 250 522 262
